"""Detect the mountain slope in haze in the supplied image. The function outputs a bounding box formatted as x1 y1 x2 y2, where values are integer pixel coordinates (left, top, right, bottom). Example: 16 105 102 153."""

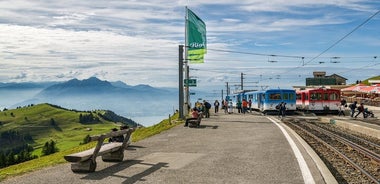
13 77 178 118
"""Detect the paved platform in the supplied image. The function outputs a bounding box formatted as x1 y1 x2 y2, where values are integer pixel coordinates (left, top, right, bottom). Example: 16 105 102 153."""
3 112 345 184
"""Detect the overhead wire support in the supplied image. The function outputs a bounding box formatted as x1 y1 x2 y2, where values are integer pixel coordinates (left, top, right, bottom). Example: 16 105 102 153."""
208 48 304 59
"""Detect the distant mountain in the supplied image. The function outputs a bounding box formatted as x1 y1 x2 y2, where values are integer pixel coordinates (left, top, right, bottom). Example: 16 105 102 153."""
110 80 133 88
12 77 178 120
0 81 57 89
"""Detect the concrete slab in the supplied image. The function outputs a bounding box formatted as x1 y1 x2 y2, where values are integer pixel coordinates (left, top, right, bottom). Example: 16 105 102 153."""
131 152 205 169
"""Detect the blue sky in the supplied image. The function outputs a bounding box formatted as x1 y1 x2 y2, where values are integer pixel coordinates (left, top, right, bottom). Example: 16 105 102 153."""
0 0 379 93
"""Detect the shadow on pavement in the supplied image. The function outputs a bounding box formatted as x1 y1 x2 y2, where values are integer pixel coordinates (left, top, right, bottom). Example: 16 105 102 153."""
80 159 169 184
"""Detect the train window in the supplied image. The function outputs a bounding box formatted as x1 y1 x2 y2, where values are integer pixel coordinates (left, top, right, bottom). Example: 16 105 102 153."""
282 93 289 100
310 93 321 100
323 93 329 100
269 93 281 100
296 94 301 100
329 93 339 100
305 94 309 100
289 93 295 100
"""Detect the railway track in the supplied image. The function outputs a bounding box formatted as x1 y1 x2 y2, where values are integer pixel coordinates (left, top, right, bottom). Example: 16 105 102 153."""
283 118 380 184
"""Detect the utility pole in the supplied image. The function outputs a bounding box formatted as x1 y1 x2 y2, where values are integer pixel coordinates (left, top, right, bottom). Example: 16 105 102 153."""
226 82 229 96
241 72 246 90
178 45 184 119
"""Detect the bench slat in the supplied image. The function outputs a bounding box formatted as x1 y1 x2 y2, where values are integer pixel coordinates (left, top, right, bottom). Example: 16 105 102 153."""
64 142 123 162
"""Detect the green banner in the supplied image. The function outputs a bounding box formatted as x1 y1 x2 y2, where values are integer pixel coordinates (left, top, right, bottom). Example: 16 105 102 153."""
186 8 207 64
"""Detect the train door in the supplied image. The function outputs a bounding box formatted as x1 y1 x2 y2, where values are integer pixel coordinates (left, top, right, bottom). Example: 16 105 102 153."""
322 91 329 110
257 93 262 109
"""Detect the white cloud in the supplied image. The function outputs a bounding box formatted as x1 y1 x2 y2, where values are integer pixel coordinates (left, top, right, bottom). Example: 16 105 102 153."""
0 0 378 91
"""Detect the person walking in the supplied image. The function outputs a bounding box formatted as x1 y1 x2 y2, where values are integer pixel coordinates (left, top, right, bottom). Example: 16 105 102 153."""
214 100 220 113
338 103 346 116
349 101 357 118
276 102 283 117
354 103 365 118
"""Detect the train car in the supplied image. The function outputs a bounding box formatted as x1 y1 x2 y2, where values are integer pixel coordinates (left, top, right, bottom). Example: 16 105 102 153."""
296 88 340 114
227 89 296 114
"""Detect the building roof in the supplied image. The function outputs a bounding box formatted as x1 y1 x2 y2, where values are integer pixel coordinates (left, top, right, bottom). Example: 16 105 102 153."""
328 74 347 80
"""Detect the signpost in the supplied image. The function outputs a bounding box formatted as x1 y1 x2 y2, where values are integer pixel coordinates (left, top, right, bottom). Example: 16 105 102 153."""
184 79 197 87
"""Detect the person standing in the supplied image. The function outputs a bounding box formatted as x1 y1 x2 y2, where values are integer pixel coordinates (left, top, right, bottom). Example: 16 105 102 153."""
203 100 211 118
236 100 242 113
228 101 233 114
242 99 248 114
349 101 357 117
214 100 220 113
224 100 228 114
280 103 287 118
248 99 252 113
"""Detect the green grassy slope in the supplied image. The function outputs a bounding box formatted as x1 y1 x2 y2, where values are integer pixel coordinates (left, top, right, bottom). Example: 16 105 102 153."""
0 103 121 155
361 75 380 85
0 110 182 181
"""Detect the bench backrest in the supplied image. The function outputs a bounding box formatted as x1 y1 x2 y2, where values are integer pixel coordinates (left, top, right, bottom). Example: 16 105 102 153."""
90 128 134 161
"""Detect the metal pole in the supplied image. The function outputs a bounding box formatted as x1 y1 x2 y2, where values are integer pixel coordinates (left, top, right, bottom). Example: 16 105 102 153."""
241 72 244 90
179 45 184 119
185 65 190 114
184 6 189 116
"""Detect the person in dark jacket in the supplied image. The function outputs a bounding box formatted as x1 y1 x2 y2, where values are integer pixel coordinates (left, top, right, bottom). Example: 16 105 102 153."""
354 103 365 118
349 101 357 117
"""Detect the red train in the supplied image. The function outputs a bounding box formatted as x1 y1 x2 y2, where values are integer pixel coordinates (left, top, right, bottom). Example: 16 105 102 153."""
296 88 341 114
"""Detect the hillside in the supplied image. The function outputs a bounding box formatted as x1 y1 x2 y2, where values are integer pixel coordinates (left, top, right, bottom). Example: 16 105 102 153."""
0 103 137 156
362 75 380 85
11 77 178 118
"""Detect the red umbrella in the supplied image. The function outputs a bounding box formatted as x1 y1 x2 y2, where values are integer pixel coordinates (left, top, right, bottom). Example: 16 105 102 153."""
341 83 367 92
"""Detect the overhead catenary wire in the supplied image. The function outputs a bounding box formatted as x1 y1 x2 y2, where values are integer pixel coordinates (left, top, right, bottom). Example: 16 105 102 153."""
303 9 380 66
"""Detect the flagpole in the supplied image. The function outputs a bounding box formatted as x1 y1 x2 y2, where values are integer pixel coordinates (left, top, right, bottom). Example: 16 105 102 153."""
184 6 189 115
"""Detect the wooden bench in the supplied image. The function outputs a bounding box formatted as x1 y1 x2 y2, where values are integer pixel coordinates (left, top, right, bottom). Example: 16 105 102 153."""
187 115 202 127
64 128 134 173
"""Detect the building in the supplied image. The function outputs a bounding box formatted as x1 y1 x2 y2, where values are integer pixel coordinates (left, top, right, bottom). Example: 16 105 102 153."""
305 71 347 86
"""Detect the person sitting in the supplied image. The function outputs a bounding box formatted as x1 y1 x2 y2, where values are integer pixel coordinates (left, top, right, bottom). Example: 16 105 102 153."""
184 107 200 127
109 125 129 142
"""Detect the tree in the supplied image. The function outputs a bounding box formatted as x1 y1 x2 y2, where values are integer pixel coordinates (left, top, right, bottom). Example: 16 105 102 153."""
41 140 59 156
41 142 49 156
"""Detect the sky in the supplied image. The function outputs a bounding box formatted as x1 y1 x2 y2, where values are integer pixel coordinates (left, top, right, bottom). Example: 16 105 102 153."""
0 0 379 95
